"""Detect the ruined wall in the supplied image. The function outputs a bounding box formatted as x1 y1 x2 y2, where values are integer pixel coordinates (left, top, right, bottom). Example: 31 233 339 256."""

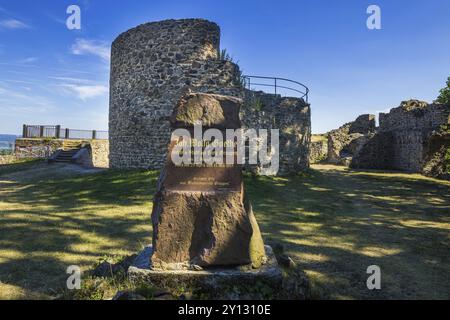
240 90 311 175
90 140 109 168
349 114 376 134
309 135 328 164
74 140 110 168
349 132 394 169
351 100 450 173
13 138 110 168
14 138 64 158
327 114 375 164
109 19 241 169
422 129 450 179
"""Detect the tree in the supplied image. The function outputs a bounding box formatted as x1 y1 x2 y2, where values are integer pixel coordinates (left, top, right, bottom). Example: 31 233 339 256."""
435 77 450 106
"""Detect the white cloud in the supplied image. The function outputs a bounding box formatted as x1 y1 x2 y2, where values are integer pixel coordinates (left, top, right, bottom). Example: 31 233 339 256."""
48 76 94 84
0 19 30 29
4 79 36 85
71 38 110 62
61 84 108 100
45 12 66 25
0 87 56 115
17 57 38 64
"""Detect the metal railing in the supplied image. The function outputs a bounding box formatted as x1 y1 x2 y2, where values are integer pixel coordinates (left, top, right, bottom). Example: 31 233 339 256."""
241 75 309 102
22 125 108 140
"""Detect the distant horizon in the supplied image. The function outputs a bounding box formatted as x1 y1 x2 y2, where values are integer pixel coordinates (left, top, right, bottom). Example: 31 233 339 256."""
0 92 443 136
0 94 443 136
1 1 449 135
0 133 19 137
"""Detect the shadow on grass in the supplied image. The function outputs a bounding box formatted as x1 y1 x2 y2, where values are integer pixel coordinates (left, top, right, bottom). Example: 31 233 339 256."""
0 159 43 176
0 166 159 299
0 163 449 299
245 167 450 299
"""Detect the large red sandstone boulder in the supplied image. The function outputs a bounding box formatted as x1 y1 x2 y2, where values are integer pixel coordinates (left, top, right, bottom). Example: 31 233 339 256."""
151 92 266 270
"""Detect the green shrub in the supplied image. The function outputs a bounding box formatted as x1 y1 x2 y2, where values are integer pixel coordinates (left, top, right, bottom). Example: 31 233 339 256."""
219 49 233 62
445 146 450 173
219 49 247 88
434 77 450 107
0 149 13 155
253 98 264 111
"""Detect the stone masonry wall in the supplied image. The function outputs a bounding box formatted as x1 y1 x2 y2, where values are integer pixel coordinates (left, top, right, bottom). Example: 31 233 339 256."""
109 19 311 175
13 138 110 168
109 19 241 169
351 100 450 173
241 90 311 175
72 140 109 168
309 135 327 164
90 140 110 168
422 129 450 179
327 114 375 164
14 138 64 158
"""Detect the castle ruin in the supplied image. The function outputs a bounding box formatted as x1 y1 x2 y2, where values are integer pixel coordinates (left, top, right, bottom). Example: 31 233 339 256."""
109 19 311 175
313 100 449 179
351 100 449 178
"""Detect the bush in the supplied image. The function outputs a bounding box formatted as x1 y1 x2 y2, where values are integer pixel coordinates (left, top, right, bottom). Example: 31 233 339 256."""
0 149 13 156
445 146 450 173
434 77 450 107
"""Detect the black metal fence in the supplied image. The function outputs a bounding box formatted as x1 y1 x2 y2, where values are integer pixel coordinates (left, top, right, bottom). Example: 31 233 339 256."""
22 125 108 140
241 75 309 102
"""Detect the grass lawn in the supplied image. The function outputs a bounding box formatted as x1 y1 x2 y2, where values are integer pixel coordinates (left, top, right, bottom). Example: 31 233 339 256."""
0 159 43 176
0 163 449 299
311 134 327 143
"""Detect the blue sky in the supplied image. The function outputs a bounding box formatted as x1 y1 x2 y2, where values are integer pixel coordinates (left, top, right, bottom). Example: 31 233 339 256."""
0 0 449 134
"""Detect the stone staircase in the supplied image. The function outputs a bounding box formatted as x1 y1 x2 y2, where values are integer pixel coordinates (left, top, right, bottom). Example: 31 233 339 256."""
48 141 82 163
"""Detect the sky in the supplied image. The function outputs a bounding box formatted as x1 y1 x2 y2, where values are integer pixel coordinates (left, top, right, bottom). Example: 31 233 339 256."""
0 0 449 135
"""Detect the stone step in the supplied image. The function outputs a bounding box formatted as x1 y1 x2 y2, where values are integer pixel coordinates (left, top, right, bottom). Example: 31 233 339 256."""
58 154 76 157
62 148 81 151
51 148 81 163
63 144 81 148
62 142 82 150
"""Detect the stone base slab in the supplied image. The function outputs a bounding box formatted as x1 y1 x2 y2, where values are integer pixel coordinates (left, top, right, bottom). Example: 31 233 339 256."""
128 245 282 299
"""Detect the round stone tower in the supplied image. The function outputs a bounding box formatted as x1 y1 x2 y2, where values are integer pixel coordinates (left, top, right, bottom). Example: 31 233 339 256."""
109 19 240 169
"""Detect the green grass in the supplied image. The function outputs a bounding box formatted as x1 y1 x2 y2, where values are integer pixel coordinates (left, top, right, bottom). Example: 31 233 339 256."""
0 159 42 176
247 165 450 299
0 163 157 299
311 134 327 143
0 163 449 299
